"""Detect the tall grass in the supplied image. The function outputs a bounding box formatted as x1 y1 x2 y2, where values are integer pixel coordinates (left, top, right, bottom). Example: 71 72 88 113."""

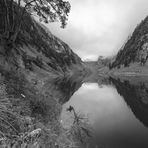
0 73 42 147
0 82 18 137
0 71 92 148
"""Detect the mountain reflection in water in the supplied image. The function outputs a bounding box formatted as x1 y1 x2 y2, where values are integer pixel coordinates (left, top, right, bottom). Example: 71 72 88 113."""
109 77 148 128
60 76 148 148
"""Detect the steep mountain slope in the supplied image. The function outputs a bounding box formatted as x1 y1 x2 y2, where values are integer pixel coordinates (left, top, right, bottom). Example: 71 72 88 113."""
0 7 84 77
111 16 148 68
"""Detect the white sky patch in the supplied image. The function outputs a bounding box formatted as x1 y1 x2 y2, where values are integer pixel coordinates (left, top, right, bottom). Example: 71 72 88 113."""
69 3 117 35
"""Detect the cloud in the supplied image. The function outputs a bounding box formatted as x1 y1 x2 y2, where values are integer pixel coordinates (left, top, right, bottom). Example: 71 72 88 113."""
46 0 148 60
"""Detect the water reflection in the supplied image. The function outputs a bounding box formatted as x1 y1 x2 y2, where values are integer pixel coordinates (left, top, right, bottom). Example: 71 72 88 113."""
109 77 148 128
5 71 148 148
61 76 148 148
53 76 83 103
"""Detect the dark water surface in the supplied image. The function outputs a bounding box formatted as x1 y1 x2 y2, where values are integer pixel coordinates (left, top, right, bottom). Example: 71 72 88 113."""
60 76 148 148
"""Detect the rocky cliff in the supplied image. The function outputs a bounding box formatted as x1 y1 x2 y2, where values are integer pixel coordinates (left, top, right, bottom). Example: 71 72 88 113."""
111 16 148 68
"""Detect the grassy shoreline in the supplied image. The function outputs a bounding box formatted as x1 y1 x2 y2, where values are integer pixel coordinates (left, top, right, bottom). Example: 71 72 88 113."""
0 68 91 148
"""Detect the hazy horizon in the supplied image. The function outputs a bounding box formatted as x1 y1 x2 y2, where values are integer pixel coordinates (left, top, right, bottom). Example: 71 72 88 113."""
46 0 148 61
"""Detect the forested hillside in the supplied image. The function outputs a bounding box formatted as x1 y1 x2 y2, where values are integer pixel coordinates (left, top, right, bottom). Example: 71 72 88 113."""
111 16 148 68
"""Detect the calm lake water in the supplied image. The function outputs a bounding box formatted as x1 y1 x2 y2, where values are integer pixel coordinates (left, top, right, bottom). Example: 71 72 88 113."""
61 76 148 148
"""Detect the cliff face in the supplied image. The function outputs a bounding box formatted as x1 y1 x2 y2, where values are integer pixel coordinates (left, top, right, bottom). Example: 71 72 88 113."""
0 9 84 77
112 16 148 68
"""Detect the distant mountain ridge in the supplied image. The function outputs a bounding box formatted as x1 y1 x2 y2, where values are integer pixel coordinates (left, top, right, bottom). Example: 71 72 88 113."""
111 16 148 68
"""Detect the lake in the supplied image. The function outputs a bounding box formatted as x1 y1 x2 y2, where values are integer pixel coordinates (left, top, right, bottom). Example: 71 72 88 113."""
61 76 148 148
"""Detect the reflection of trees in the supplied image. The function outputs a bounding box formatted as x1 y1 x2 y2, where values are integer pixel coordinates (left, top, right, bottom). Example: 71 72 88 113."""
53 76 83 104
97 77 111 87
109 77 148 127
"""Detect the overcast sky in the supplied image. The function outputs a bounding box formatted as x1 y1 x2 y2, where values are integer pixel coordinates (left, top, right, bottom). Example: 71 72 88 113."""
47 0 148 61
